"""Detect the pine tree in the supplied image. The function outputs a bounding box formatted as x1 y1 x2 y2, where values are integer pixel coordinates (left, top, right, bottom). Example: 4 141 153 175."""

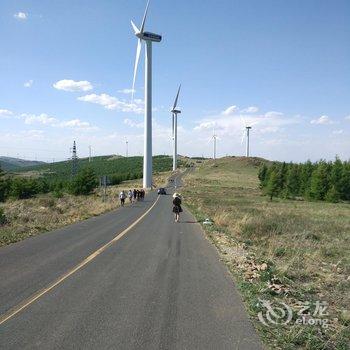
258 164 268 188
339 163 350 200
265 170 280 201
70 167 98 195
309 161 330 200
285 164 300 198
300 160 314 197
275 162 288 195
0 165 6 202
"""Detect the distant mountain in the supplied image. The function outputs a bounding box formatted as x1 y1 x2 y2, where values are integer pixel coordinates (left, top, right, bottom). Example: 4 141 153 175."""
0 157 45 171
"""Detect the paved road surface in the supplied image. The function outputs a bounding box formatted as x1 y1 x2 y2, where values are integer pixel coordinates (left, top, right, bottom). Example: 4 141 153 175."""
0 173 262 349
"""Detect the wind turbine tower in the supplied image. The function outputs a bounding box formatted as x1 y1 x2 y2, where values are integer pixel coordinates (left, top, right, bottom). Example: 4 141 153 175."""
171 85 181 171
131 0 162 188
212 131 218 160
246 126 252 157
126 140 129 158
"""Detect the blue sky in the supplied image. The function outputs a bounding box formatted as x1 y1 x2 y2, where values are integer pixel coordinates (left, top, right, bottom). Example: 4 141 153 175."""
0 0 349 162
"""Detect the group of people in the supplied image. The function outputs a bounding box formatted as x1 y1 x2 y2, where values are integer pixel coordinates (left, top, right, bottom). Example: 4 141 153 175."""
119 189 145 206
119 188 183 223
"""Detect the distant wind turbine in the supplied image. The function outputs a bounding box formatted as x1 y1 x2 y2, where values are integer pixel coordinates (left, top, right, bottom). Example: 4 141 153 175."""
171 85 181 171
240 118 257 157
131 0 162 188
209 129 218 160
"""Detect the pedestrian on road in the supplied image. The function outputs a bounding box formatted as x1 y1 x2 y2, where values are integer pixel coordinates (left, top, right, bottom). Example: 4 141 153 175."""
133 189 137 202
172 193 183 223
128 190 133 203
140 189 145 200
119 190 126 207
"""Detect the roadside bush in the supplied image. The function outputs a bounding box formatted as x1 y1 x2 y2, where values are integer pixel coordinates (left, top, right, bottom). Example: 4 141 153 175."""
0 208 7 225
10 178 39 199
70 167 98 195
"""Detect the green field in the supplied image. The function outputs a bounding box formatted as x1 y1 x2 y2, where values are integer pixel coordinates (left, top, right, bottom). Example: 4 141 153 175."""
183 157 350 350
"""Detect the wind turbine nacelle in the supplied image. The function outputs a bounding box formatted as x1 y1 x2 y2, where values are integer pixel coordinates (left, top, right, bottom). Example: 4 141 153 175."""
142 32 162 42
171 109 181 114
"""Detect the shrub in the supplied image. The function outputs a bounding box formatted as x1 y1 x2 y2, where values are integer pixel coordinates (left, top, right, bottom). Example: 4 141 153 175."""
70 167 98 195
0 208 7 225
10 178 38 199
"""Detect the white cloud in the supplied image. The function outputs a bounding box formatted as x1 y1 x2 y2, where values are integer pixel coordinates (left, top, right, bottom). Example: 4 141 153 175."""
24 80 33 88
345 115 350 121
124 118 143 128
222 105 238 116
118 89 135 94
242 106 259 113
332 130 344 135
58 119 97 131
19 112 97 131
53 79 93 92
194 108 296 138
14 12 27 20
310 115 333 125
265 111 284 118
21 113 58 125
78 93 144 114
0 109 14 118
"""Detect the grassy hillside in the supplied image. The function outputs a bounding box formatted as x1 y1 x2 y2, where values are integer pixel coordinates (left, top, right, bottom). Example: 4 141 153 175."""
183 157 350 350
0 157 45 171
16 155 172 182
0 171 171 246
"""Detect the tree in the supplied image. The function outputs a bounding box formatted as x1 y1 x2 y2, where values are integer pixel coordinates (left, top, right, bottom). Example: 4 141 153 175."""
70 167 98 195
265 170 280 201
300 160 314 197
309 161 330 200
0 166 7 202
339 164 350 201
258 164 269 188
285 164 300 198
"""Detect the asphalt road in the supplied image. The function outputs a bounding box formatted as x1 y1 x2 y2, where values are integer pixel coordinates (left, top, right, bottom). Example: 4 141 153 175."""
0 173 262 350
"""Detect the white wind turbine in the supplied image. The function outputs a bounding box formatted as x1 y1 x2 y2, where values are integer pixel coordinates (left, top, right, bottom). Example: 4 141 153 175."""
241 118 257 157
209 129 218 160
171 85 181 171
131 0 162 188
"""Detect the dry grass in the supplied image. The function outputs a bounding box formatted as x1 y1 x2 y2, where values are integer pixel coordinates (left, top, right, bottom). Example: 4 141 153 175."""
0 171 171 246
182 157 350 350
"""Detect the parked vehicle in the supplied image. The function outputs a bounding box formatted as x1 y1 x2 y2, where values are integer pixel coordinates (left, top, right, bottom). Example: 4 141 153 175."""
157 188 167 195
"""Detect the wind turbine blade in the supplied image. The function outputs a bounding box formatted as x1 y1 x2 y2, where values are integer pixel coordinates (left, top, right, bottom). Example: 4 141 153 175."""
132 39 142 101
241 130 246 145
173 84 181 110
140 0 150 33
131 20 140 34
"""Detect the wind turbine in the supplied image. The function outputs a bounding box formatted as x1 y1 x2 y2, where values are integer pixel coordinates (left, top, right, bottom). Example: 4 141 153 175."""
131 0 162 188
171 85 181 171
241 125 253 157
210 130 218 160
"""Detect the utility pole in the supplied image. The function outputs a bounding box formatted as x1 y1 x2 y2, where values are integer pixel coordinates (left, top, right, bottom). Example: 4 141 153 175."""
72 141 78 177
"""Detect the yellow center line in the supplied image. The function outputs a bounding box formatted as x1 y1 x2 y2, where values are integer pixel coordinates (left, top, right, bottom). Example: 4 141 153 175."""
0 195 160 326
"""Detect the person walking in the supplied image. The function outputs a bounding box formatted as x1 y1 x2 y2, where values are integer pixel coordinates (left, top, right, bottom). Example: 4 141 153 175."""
128 189 133 203
172 193 183 223
133 189 137 202
119 190 126 207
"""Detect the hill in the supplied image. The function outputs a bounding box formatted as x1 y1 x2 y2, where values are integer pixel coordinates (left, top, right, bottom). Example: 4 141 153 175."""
182 157 349 349
0 157 45 171
16 155 173 183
